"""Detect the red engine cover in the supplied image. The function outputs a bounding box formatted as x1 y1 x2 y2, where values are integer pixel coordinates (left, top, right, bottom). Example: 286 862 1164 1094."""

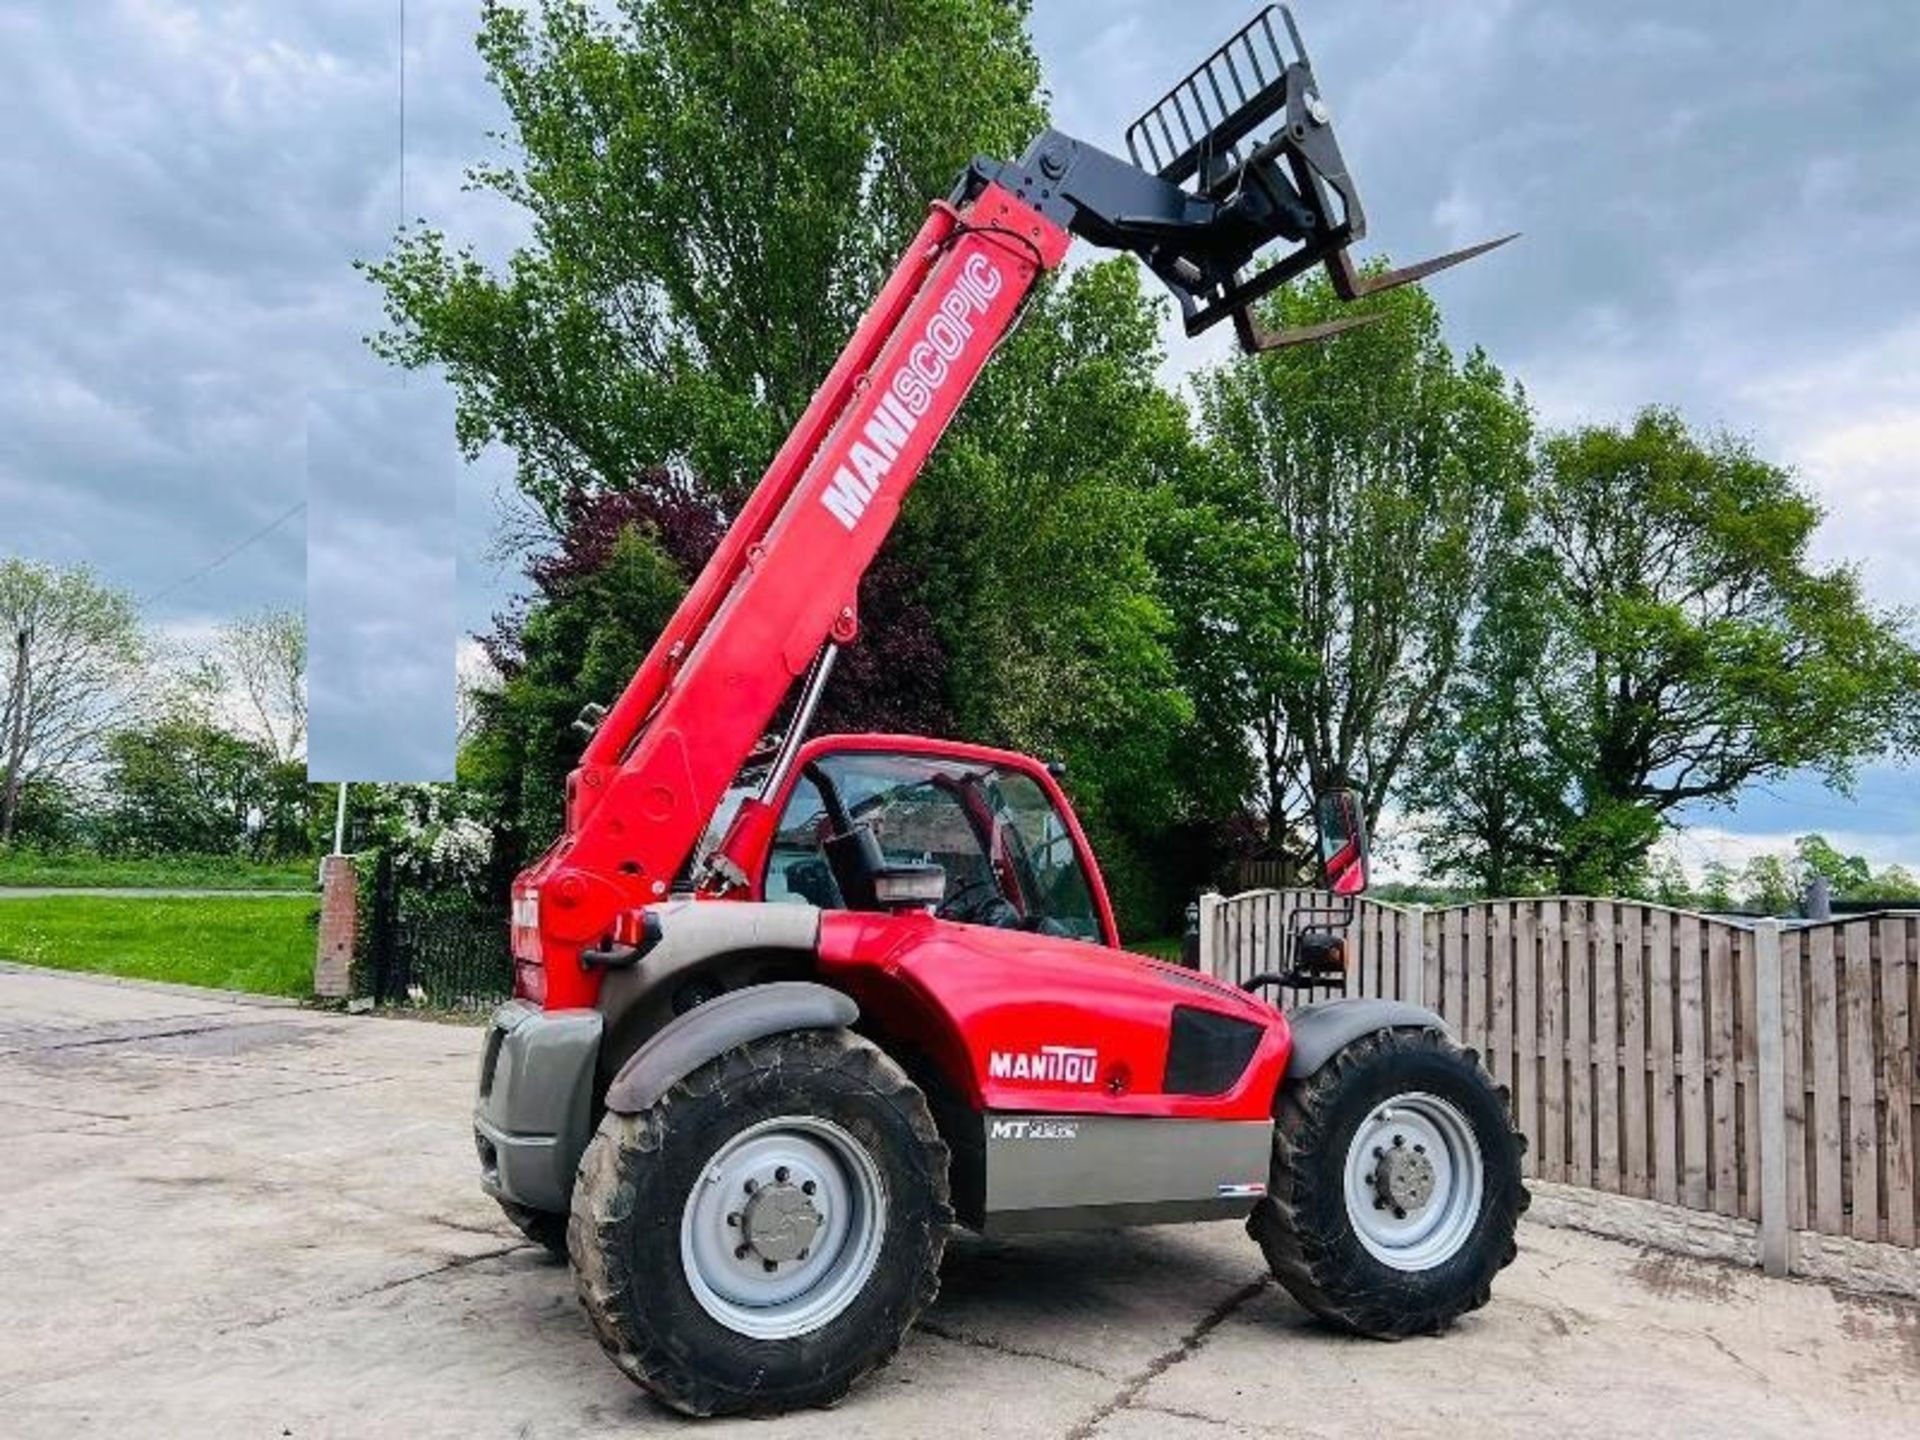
816 911 1292 1122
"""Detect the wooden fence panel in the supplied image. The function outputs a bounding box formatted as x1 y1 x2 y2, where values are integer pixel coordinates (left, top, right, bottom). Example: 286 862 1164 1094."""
1620 904 1649 1199
1568 901 1594 1188
1199 888 1919 1253
1648 907 1679 1206
1708 920 1739 1216
1539 902 1565 1181
1844 921 1880 1241
1515 902 1539 1180
1372 903 1389 998
1442 907 1465 1033
1488 903 1512 1094
1737 927 1761 1221
1677 912 1710 1209
1466 913 1497 1059
1808 924 1845 1234
1782 923 1808 1229
1881 915 1914 1247
1593 902 1620 1193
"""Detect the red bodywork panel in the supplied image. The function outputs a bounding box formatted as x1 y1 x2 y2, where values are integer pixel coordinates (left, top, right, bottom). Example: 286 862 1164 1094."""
818 911 1291 1122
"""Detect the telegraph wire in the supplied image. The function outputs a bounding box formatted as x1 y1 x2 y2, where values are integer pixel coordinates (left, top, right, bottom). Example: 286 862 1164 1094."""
140 498 307 608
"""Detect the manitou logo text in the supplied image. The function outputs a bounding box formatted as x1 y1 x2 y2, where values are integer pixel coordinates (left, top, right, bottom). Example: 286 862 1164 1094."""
987 1044 1099 1085
819 251 1005 532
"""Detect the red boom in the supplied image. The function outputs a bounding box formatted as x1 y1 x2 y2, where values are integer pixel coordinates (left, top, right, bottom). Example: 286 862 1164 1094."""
514 186 1072 1008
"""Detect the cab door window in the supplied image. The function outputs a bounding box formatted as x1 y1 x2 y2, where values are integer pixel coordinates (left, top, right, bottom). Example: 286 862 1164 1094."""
762 751 1106 944
986 772 1103 941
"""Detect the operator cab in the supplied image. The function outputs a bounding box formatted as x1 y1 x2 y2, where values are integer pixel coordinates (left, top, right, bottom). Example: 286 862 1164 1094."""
693 737 1117 947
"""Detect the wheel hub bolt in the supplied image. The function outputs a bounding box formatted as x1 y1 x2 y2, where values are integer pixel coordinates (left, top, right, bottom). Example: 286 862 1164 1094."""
737 1178 824 1265
1370 1142 1439 1215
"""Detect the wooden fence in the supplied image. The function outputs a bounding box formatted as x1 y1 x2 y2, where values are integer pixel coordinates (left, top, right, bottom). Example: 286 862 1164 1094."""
1196 889 1920 1269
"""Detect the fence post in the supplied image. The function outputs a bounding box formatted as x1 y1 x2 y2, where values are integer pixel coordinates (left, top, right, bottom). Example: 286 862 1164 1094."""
1197 890 1223 979
1404 904 1426 1007
1754 918 1790 1278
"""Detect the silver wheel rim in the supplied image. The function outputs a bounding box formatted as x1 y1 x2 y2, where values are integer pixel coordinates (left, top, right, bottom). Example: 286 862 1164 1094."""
680 1115 886 1340
1342 1091 1484 1272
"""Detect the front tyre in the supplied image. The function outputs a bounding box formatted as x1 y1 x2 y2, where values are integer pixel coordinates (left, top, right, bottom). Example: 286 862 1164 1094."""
1249 1027 1527 1338
569 1028 950 1417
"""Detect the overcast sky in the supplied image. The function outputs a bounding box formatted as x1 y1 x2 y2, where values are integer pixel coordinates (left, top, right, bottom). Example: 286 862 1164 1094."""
4 2 1916 867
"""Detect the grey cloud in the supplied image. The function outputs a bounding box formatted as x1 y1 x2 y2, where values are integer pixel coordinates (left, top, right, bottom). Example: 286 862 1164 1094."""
2 0 525 637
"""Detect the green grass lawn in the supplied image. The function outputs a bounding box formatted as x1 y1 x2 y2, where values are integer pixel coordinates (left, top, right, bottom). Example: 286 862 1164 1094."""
0 895 318 997
0 850 315 890
1127 934 1186 962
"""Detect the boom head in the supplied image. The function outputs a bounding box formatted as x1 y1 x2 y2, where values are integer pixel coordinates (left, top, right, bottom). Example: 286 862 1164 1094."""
965 5 1513 351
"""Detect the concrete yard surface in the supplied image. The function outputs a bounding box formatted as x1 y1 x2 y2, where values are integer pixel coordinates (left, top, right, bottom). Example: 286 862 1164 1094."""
1 962 1913 1438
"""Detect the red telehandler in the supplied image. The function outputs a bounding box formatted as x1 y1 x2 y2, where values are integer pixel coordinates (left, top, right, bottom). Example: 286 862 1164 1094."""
473 7 1525 1416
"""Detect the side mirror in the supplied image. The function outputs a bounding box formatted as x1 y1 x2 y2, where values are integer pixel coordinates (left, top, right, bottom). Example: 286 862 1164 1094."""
1314 788 1369 897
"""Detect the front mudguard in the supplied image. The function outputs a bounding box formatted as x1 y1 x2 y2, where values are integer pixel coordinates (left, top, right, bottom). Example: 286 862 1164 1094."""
1283 998 1447 1079
603 980 859 1114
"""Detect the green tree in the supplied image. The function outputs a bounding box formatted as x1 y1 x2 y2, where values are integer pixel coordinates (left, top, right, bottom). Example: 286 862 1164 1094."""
1869 864 1920 901
0 560 145 844
1530 410 1920 891
466 521 691 870
1739 853 1799 915
1642 849 1694 907
1793 832 1872 898
909 260 1214 926
366 2 1238 933
1698 859 1738 912
97 719 309 859
1195 273 1532 848
1408 549 1565 895
211 608 307 764
363 0 1043 514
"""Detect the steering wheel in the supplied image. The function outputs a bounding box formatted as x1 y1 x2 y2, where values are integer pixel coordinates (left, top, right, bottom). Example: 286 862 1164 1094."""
934 877 1000 921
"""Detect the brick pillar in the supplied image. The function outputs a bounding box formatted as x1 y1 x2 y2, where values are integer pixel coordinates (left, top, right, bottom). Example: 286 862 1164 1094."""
315 854 357 999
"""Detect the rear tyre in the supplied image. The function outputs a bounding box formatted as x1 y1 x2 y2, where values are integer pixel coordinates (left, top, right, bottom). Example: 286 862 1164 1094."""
1249 1026 1527 1338
496 1199 568 1260
570 1028 951 1417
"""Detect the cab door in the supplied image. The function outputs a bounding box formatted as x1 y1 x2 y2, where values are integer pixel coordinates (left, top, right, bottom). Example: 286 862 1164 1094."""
752 739 1117 947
